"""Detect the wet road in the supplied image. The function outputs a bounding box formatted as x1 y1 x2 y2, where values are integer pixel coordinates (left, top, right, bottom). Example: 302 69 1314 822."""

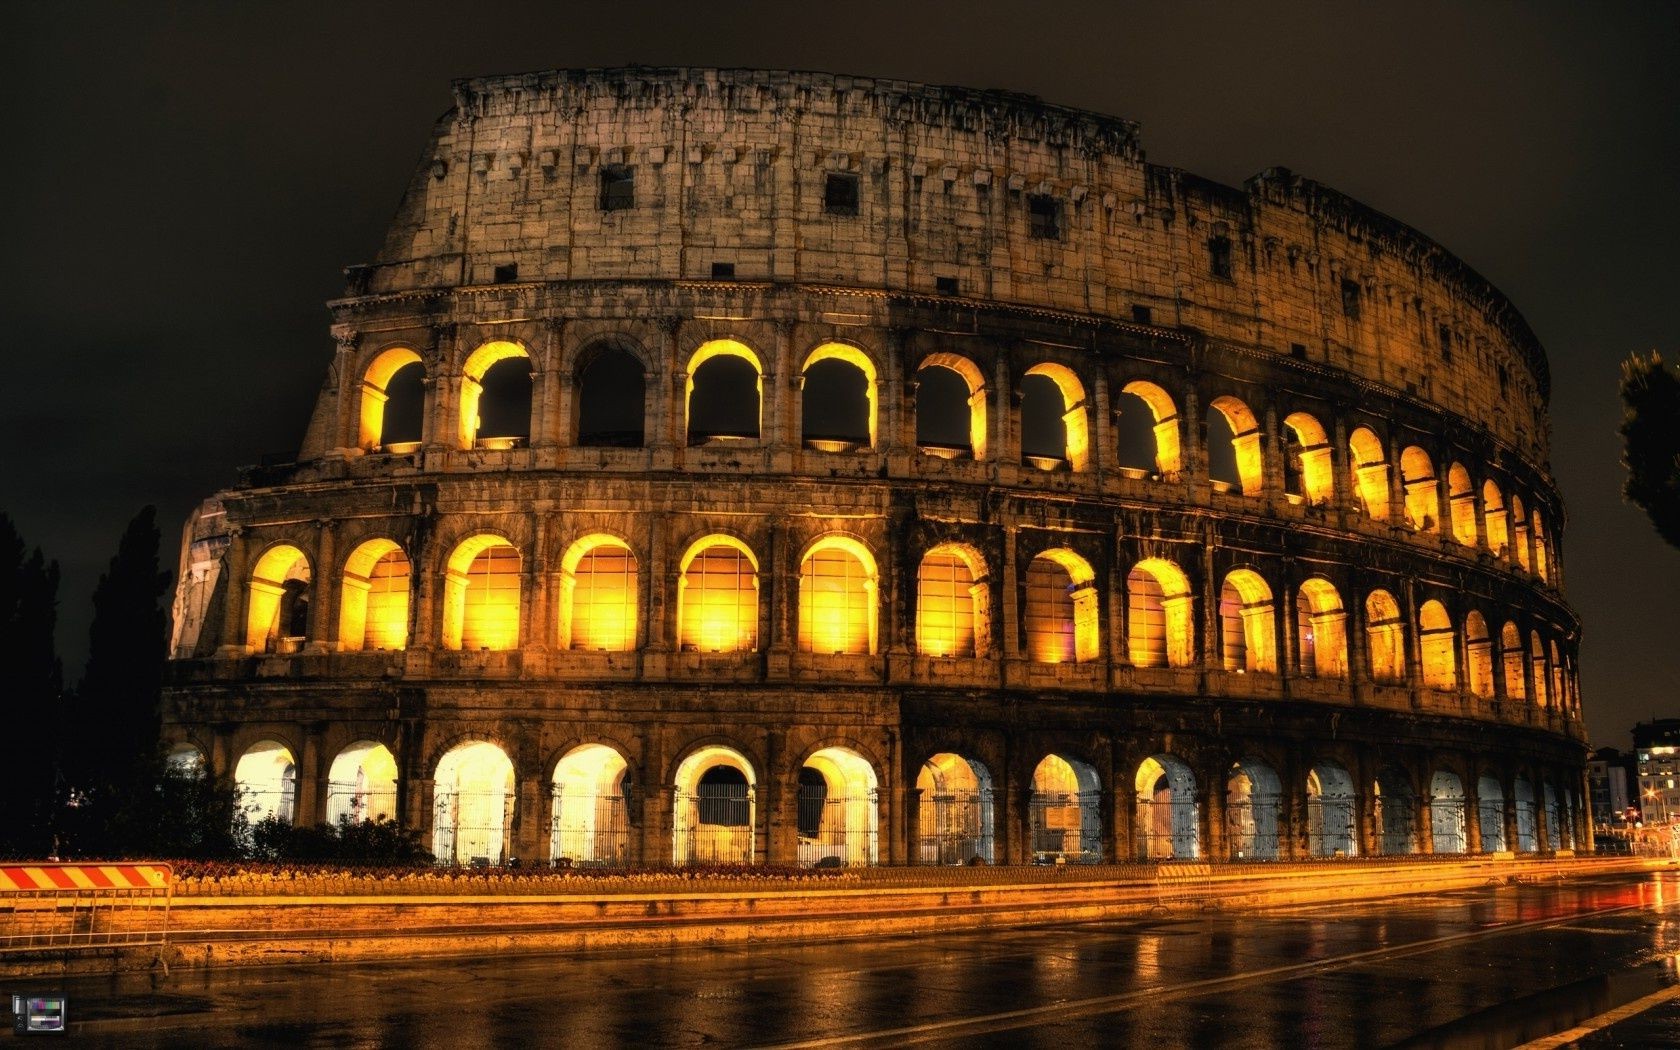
20 870 1680 1048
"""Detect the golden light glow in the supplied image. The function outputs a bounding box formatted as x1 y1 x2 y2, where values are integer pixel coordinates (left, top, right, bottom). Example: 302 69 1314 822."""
1024 363 1090 472
1530 630 1549 706
1400 446 1438 532
677 537 758 653
245 544 311 654
673 745 757 866
1134 753 1198 860
1532 512 1550 582
561 534 637 651
1448 464 1478 546
803 343 878 449
1365 589 1405 682
1418 599 1457 690
442 534 520 651
1283 411 1334 505
458 340 529 449
235 740 297 823
1025 549 1099 663
685 339 763 444
1123 380 1182 476
326 740 398 824
1511 494 1531 571
1219 569 1276 674
1502 621 1527 701
1483 480 1509 556
1127 558 1193 668
1030 754 1099 861
917 752 993 865
1349 427 1390 520
1464 612 1494 698
802 747 879 866
1209 396 1264 495
1549 641 1565 707
339 539 410 651
433 741 515 865
916 544 986 658
797 536 876 655
359 347 424 450
919 353 989 460
551 743 631 865
1296 577 1347 679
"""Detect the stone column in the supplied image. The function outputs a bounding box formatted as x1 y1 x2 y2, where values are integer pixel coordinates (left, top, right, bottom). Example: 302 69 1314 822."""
1182 385 1207 483
514 774 544 864
538 319 566 448
305 521 337 654
216 527 251 657
523 511 550 651
1000 525 1021 660
1262 405 1287 496
332 331 360 453
295 724 324 826
1465 775 1483 854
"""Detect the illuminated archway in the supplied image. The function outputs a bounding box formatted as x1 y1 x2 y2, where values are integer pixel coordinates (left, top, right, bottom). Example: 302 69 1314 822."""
1530 631 1549 706
1483 480 1509 555
685 339 763 445
1218 569 1276 674
1296 578 1347 679
1029 754 1101 863
433 741 515 865
1227 759 1282 860
441 535 520 651
550 744 632 867
1364 590 1405 683
338 539 410 651
1447 464 1478 546
235 740 297 825
1513 777 1538 852
1464 612 1493 697
1127 558 1194 668
1307 763 1357 857
797 536 877 655
1429 770 1467 854
1549 641 1565 710
1117 380 1182 477
915 353 988 460
1135 754 1198 860
1207 396 1263 495
326 741 398 825
1400 446 1438 532
1348 427 1390 520
1510 494 1531 571
560 534 637 651
1418 600 1457 691
1532 511 1550 582
1477 776 1507 852
1501 623 1527 701
246 544 311 654
802 343 877 450
1024 548 1099 663
359 347 424 450
916 544 989 658
673 745 756 865
798 747 880 867
459 340 531 449
1021 363 1090 472
917 752 994 865
1283 411 1334 506
1373 767 1416 855
677 537 759 653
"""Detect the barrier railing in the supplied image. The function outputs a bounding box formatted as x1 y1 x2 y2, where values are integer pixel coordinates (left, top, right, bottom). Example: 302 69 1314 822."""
0 864 172 953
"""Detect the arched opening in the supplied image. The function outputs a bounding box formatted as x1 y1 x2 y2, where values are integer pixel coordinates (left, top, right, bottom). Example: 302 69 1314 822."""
798 747 879 867
433 741 515 866
1116 381 1181 478
1028 755 1101 864
1024 549 1099 663
1543 783 1562 851
166 742 205 774
1282 412 1334 506
550 744 632 867
1206 396 1263 495
1296 578 1347 679
1127 558 1194 669
1483 480 1509 556
326 741 398 825
1530 631 1550 706
685 340 762 445
1502 623 1528 702
235 740 297 825
1464 612 1494 698
1418 600 1457 691
1023 363 1090 472
677 537 759 653
1477 776 1507 852
674 746 756 865
1307 763 1357 857
338 539 410 652
441 535 520 651
1135 754 1198 860
1219 569 1276 675
802 344 876 451
574 344 646 447
1348 427 1390 520
1400 447 1439 532
460 341 532 449
915 354 987 460
1549 641 1566 710
916 544 988 658
1448 464 1478 546
1513 777 1538 852
1365 590 1405 683
1227 759 1282 860
1373 767 1417 855
246 545 311 654
917 753 994 865
1532 511 1550 582
1511 494 1531 571
797 536 877 655
1429 770 1467 854
560 535 637 651
359 347 425 451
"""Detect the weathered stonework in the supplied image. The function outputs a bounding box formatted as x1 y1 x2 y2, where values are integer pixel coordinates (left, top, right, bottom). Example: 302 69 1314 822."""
164 68 1585 868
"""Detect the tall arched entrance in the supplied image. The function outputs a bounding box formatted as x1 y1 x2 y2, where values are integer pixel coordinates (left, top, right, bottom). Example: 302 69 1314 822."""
917 753 994 865
1477 776 1508 852
1514 777 1538 852
1373 768 1417 856
1028 755 1101 863
1307 763 1357 857
1227 759 1282 860
550 744 633 867
432 742 515 866
798 747 880 867
325 741 398 825
234 740 297 825
673 746 756 865
1429 771 1468 854
1135 755 1198 860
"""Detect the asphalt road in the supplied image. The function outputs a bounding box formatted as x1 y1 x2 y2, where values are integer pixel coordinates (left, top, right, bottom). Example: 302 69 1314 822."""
16 870 1680 1048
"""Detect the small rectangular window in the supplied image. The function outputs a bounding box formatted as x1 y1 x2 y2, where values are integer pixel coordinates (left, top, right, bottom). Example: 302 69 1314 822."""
1438 323 1454 360
711 262 735 279
1340 279 1361 320
935 276 959 295
1208 237 1233 279
599 165 635 211
1131 305 1153 325
1028 194 1062 240
1290 342 1307 360
824 172 860 216
493 263 518 284
1497 364 1509 394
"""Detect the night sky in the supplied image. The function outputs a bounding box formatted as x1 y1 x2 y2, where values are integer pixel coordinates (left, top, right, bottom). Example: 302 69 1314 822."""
5 3 1676 746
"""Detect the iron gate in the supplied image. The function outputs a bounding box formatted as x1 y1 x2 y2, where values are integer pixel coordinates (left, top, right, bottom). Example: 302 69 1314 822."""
918 791 993 865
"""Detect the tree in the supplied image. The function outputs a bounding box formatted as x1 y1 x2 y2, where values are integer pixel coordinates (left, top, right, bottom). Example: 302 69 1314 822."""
0 513 65 857
1621 352 1680 551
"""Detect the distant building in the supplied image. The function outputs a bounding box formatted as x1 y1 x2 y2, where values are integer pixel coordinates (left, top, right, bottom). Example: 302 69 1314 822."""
1633 721 1680 825
1588 747 1631 827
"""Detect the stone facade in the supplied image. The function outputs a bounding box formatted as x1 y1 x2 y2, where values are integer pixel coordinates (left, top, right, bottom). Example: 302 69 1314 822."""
163 68 1586 868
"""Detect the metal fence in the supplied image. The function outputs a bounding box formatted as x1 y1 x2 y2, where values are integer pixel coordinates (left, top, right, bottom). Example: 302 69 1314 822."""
1135 799 1200 860
0 865 172 953
1029 790 1102 863
1374 796 1417 855
1430 799 1468 854
1307 797 1358 857
1478 799 1508 852
918 791 994 865
1226 795 1282 860
675 784 754 865
434 789 514 866
796 788 879 867
1514 800 1539 852
550 789 632 867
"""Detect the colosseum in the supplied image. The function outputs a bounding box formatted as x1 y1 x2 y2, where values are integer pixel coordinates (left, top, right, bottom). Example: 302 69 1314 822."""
163 67 1587 869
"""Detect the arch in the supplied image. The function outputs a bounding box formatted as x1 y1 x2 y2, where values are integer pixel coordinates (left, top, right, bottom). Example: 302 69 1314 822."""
1464 611 1494 698
1219 569 1277 674
1513 776 1538 852
677 536 759 653
1530 631 1550 706
1227 759 1282 860
1116 380 1182 477
1510 494 1531 571
1282 411 1334 506
166 741 205 774
358 346 425 450
338 538 410 651
917 752 995 865
1348 427 1391 520
1024 548 1100 663
550 743 633 867
798 535 878 655
1483 480 1509 555
674 745 757 865
1127 558 1194 668
1135 754 1198 860
459 340 532 449
1307 762 1358 857
1400 446 1439 532
1020 363 1090 472
916 353 988 460
1364 589 1405 683
325 740 398 825
1429 770 1468 854
559 534 637 651
685 339 763 445
1531 511 1550 582
799 746 880 867
1549 641 1565 711
802 343 877 450
234 740 297 825
433 741 516 865
1206 395 1263 495
1029 754 1102 863
1501 623 1528 701
1477 776 1507 852
916 543 989 658
1373 767 1417 855
1447 464 1478 546
1418 599 1457 691
246 544 311 654
1296 578 1347 679
574 342 646 447
441 534 520 651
